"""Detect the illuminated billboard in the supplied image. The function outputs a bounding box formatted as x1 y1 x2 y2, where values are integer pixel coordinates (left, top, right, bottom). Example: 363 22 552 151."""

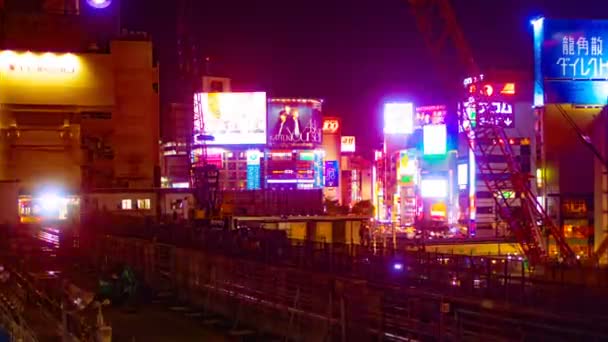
0 51 115 107
421 179 448 198
423 124 447 155
415 105 447 127
246 149 261 190
341 136 356 152
534 19 608 105
397 150 418 185
323 117 340 134
193 92 267 145
268 98 322 148
457 163 468 188
384 102 414 134
324 160 339 187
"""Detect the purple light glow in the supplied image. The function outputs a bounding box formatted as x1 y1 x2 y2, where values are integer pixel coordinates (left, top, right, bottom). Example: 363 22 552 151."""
87 0 112 9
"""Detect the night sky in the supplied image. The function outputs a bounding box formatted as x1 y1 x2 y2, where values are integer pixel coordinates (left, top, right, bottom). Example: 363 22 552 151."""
122 0 608 154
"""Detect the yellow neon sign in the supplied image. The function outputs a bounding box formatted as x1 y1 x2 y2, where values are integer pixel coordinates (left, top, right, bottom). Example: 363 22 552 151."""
0 51 78 74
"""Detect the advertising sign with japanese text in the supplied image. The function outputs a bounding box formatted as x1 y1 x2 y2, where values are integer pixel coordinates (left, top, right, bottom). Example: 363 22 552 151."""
268 98 323 148
541 20 608 80
537 19 608 104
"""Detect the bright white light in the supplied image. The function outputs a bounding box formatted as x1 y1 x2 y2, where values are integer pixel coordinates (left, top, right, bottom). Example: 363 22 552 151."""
423 124 447 155
393 263 403 271
421 179 448 198
39 193 60 212
87 0 112 8
246 149 261 166
530 17 544 29
457 163 468 186
172 182 190 189
195 92 267 145
384 102 414 134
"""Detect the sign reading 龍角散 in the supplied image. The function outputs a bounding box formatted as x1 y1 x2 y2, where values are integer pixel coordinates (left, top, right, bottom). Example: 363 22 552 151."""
542 20 608 79
537 19 608 104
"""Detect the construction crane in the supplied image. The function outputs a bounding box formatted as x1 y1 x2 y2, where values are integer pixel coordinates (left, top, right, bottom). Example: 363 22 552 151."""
408 0 576 264
176 0 222 220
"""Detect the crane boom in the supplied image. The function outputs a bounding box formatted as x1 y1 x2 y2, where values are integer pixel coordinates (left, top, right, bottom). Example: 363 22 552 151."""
408 0 577 264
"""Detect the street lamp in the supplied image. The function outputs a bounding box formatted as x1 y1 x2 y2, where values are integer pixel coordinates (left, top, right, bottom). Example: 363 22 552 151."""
86 0 112 9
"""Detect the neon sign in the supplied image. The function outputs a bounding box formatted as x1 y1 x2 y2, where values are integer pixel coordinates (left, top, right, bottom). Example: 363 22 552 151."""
0 51 78 74
323 118 340 134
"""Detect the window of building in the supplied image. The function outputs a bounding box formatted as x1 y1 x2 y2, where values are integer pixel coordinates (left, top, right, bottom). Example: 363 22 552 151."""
121 199 132 210
137 199 151 210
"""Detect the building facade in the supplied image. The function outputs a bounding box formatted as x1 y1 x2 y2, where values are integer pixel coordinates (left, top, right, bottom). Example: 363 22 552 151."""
0 0 160 220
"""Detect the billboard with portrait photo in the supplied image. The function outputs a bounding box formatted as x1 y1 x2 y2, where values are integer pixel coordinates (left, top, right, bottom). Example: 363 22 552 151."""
268 98 323 148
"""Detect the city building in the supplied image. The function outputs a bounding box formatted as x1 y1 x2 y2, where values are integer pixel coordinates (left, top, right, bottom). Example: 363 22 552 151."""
376 102 459 228
458 73 536 238
322 116 342 202
340 154 372 208
532 18 600 257
0 0 160 221
161 103 192 188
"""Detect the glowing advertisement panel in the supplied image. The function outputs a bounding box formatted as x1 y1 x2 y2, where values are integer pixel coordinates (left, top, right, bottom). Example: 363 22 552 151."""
415 105 447 127
420 179 448 198
246 150 261 190
322 118 340 134
341 136 356 152
0 51 114 107
423 124 447 155
324 160 339 187
397 150 418 185
313 151 324 188
384 102 414 134
193 92 267 145
457 163 468 187
536 19 608 104
268 99 322 148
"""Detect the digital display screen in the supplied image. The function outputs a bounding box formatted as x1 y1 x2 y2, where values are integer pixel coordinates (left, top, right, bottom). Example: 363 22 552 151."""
421 179 448 198
193 92 267 145
423 124 447 155
415 105 447 127
268 99 322 148
384 102 414 134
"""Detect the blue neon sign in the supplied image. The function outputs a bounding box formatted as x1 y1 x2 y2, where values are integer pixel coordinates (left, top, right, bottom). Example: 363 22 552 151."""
324 160 339 187
535 18 608 105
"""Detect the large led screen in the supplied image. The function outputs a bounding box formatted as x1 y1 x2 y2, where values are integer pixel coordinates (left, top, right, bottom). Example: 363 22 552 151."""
193 92 267 145
268 99 323 148
423 124 447 155
420 179 448 198
384 102 414 134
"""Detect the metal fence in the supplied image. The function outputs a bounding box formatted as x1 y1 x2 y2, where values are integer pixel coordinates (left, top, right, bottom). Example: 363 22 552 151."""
92 233 608 341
